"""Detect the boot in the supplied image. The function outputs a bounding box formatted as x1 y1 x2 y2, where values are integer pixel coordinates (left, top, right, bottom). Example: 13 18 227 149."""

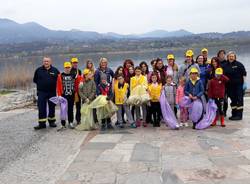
229 109 237 120
143 121 148 127
211 116 218 126
34 122 46 130
221 116 226 127
136 120 141 127
48 121 57 128
107 120 114 130
230 109 242 121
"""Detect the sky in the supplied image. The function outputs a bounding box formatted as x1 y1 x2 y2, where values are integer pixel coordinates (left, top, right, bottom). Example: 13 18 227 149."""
0 0 250 34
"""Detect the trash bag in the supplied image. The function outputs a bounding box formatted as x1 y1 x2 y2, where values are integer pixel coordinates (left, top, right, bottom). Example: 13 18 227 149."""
189 99 203 123
76 103 96 131
195 99 217 130
127 85 150 105
179 96 203 123
89 95 118 123
160 91 179 129
49 96 68 121
89 95 108 109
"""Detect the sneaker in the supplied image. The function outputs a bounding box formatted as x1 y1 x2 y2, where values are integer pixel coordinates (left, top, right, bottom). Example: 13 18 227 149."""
57 126 67 132
136 120 141 127
68 122 75 129
179 123 184 127
118 124 125 128
184 123 189 127
143 121 147 127
107 122 114 130
130 122 137 128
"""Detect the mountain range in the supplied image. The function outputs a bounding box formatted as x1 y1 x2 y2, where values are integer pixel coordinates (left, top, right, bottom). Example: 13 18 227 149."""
0 18 250 44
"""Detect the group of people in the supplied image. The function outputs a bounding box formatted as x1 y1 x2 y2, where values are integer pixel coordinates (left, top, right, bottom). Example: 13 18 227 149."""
33 48 247 131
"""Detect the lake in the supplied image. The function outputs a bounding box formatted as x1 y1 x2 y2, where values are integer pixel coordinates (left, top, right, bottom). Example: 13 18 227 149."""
0 45 249 87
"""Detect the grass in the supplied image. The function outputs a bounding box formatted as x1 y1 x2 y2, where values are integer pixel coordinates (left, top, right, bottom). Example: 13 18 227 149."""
0 64 34 89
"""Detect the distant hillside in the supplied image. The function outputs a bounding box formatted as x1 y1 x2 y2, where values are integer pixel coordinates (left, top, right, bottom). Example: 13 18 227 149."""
0 18 250 44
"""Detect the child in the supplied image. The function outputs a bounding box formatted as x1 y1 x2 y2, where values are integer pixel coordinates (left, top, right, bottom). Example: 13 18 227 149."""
208 68 229 127
57 62 78 130
97 73 114 131
148 72 162 127
176 76 188 127
114 74 136 128
130 66 148 127
184 67 205 129
164 75 176 113
79 69 96 104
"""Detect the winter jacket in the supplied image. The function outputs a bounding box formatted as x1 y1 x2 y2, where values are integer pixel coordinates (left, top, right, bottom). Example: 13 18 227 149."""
164 83 176 105
176 85 185 104
94 67 114 86
184 78 204 98
79 79 96 102
33 65 60 93
208 75 229 99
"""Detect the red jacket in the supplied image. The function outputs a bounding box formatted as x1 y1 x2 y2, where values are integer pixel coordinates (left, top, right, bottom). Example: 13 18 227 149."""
208 75 229 99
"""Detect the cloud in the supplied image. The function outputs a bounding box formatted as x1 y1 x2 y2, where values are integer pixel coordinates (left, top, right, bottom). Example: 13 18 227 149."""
0 0 249 33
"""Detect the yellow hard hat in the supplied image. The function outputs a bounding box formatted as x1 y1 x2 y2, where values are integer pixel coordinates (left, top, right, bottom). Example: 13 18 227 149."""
83 68 90 75
215 68 223 75
167 54 175 60
201 48 208 53
64 62 72 68
186 50 194 57
189 67 199 74
71 57 79 63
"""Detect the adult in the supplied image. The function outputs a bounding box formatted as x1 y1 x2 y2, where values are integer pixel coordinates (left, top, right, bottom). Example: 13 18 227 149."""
123 59 134 83
70 57 82 125
85 59 95 80
217 49 228 69
201 48 209 63
224 51 247 120
166 54 178 84
178 50 200 80
139 61 150 81
155 58 167 85
33 57 60 130
94 57 114 86
196 55 209 89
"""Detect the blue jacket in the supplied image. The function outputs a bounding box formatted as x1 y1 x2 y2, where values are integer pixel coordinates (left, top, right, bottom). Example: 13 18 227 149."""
184 79 204 98
33 65 60 93
94 67 114 86
199 64 209 88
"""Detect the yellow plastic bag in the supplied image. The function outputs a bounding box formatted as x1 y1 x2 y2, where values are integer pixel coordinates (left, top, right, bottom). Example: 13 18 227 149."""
76 103 96 131
89 95 108 109
127 85 150 105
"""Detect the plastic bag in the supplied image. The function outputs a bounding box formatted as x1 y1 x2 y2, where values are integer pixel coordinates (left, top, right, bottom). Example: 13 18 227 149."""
160 91 179 129
49 96 68 121
88 95 118 123
76 103 96 131
189 99 203 123
127 85 150 105
196 99 217 130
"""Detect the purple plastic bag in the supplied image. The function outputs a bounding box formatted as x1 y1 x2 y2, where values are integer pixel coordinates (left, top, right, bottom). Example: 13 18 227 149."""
179 96 203 123
160 91 179 129
49 96 68 121
195 100 218 130
190 99 203 123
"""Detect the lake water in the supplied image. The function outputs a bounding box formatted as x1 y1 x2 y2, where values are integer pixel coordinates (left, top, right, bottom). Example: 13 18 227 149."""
0 45 249 87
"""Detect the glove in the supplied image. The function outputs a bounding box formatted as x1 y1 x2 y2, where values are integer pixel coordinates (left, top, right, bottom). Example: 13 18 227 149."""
208 99 213 103
85 98 90 104
243 82 247 91
175 104 179 110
